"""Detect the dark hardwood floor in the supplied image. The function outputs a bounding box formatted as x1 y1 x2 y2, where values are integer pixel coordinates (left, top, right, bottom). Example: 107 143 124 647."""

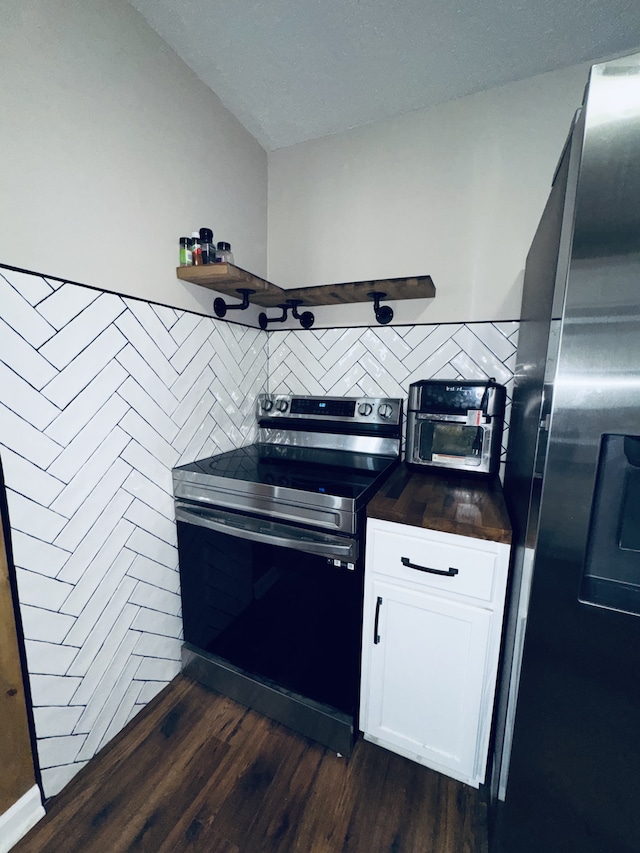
15 676 489 852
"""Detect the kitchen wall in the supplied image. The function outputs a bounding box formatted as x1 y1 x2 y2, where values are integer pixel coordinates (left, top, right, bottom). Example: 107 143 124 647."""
0 1 272 800
0 0 267 317
1 259 517 800
1 0 606 329
267 62 591 328
268 321 518 457
269 323 516 397
0 266 267 796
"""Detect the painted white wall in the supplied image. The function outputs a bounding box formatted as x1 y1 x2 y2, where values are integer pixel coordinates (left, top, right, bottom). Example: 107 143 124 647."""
267 63 592 328
0 0 267 317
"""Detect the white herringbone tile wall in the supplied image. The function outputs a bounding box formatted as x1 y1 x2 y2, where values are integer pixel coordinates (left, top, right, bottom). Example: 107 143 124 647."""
1 264 518 801
0 267 267 797
268 323 518 456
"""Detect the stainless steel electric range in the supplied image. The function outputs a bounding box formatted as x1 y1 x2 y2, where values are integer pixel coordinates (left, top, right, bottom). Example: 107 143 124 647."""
172 394 403 755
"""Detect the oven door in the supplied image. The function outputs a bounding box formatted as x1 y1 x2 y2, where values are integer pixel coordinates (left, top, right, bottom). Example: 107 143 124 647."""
407 414 492 473
175 500 363 716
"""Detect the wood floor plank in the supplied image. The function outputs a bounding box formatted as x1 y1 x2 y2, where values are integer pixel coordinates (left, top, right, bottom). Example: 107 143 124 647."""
436 774 490 853
109 728 230 851
289 749 355 852
13 679 194 851
194 716 302 849
242 733 325 850
336 740 395 852
16 679 226 852
15 675 489 853
343 747 435 853
158 799 242 853
157 705 279 851
335 737 448 853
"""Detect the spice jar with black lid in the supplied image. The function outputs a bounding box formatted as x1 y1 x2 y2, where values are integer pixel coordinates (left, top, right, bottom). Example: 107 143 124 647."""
179 237 192 266
215 242 234 264
199 227 214 264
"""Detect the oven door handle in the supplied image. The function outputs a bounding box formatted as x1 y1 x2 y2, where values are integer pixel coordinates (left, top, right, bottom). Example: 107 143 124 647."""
175 502 357 561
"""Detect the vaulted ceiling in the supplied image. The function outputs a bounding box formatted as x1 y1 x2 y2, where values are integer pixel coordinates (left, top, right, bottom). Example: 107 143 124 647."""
129 0 640 150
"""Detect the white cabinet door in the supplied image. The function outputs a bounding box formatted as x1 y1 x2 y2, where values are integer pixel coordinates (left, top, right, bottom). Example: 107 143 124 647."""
361 577 493 785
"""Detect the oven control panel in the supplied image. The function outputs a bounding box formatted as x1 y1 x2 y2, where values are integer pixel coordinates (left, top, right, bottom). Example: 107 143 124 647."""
258 394 402 425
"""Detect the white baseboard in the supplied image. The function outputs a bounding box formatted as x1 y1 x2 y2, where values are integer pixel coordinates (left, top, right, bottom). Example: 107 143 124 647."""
0 785 45 853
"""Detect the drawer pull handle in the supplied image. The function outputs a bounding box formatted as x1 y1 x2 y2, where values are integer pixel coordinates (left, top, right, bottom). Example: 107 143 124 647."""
401 557 459 577
374 596 383 644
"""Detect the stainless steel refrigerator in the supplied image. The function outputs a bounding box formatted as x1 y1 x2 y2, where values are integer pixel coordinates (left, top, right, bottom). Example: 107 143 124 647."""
490 51 640 852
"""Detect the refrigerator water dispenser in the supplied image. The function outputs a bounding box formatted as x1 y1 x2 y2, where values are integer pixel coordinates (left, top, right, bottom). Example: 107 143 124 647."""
581 434 640 615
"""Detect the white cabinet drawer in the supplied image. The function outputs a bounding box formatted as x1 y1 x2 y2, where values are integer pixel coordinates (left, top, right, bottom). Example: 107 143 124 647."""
367 521 501 604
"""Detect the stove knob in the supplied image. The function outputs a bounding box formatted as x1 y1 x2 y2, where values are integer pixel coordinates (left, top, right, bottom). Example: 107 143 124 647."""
377 403 394 420
262 397 274 412
358 402 374 417
275 398 289 413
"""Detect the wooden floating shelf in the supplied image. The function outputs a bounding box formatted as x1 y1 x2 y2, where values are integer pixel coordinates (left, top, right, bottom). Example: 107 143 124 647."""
177 263 436 308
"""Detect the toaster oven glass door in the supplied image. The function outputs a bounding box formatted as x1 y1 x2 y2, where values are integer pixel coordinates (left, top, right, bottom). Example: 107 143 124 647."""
419 421 484 465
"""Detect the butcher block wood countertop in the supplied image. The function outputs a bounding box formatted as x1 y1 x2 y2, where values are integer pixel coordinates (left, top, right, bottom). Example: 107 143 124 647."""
368 464 512 545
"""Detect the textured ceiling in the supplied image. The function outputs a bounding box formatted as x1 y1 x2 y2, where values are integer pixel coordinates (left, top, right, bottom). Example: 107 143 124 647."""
129 0 640 150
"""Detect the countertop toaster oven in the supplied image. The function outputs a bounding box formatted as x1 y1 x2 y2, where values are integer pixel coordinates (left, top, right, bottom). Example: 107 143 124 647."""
406 379 506 476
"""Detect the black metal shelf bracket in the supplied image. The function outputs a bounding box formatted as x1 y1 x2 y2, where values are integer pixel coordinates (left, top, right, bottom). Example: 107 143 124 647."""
259 299 315 331
213 288 256 318
213 289 389 328
368 291 393 325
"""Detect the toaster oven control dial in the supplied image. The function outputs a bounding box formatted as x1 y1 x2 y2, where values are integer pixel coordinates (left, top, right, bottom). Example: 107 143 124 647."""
358 402 373 417
275 398 289 413
377 403 394 420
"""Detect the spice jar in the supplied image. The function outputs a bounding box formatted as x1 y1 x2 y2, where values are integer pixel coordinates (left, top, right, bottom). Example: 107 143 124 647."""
179 237 192 266
199 227 214 264
215 242 234 264
191 231 202 266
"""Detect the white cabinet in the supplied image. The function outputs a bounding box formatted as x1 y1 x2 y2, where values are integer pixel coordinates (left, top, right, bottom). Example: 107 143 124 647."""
359 518 510 787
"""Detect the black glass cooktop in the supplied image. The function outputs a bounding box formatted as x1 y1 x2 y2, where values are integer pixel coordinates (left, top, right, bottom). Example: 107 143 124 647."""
174 443 398 501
